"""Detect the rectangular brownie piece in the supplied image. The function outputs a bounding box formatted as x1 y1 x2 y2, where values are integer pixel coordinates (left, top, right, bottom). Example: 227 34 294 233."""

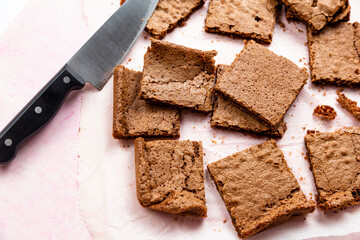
113 65 180 139
135 137 207 217
145 0 205 39
205 0 281 44
211 65 286 138
215 40 308 129
308 22 360 87
280 0 349 32
208 140 315 239
305 128 360 211
140 38 217 113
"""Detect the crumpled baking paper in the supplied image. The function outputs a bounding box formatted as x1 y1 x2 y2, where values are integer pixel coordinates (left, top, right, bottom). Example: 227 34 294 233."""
78 1 360 239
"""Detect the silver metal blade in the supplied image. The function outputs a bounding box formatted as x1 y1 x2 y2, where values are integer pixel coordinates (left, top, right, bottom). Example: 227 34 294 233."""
67 0 159 90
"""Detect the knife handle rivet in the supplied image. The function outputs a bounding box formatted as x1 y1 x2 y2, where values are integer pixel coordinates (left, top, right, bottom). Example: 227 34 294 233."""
4 139 12 147
34 106 42 114
63 76 70 84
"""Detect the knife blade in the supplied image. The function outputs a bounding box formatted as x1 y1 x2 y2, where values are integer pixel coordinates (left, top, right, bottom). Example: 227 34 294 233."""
0 0 159 164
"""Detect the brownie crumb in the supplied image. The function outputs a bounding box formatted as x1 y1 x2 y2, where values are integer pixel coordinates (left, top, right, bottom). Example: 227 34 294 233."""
306 130 318 135
337 91 360 121
313 105 337 120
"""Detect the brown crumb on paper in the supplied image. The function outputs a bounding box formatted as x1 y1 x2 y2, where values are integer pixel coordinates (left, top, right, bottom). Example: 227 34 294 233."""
313 105 337 120
336 90 360 121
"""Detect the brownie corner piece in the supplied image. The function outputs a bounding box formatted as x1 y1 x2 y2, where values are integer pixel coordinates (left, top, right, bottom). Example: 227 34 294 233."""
281 0 349 32
308 22 360 87
145 0 205 39
207 140 315 238
205 0 280 44
305 127 360 211
113 65 180 139
215 41 308 128
140 38 217 112
134 137 207 217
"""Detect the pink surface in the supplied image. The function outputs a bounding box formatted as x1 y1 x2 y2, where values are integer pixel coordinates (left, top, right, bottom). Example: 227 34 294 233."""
0 0 91 239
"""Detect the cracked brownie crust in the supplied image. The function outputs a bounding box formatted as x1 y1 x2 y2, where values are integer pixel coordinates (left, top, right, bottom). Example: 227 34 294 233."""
145 0 205 39
211 65 286 138
205 0 281 44
305 127 360 211
308 22 360 87
113 65 180 139
135 138 207 217
281 0 349 32
140 39 217 113
208 140 315 239
215 41 308 129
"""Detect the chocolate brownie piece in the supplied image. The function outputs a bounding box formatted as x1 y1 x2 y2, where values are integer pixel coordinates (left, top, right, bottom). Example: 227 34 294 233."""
286 1 351 24
313 105 337 120
145 0 204 39
280 0 349 32
215 41 308 129
205 0 281 44
308 22 360 87
305 128 360 211
208 140 315 239
211 65 286 138
113 65 180 139
337 91 360 121
140 39 217 113
135 138 207 217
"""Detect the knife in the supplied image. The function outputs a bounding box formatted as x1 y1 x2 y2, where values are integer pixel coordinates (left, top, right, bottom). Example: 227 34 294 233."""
0 0 159 164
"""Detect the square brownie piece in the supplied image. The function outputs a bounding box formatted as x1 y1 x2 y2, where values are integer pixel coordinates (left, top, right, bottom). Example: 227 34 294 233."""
211 65 286 138
308 22 360 87
208 140 315 238
205 0 281 44
140 39 217 113
113 65 180 139
145 0 205 39
281 0 349 32
305 128 360 211
215 41 308 129
135 138 207 217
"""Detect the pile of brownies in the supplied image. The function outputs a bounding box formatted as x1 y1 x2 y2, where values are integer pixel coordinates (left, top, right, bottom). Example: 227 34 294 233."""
114 0 360 238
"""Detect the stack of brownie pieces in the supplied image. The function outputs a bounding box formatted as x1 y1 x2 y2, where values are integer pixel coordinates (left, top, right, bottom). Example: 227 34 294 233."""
113 0 360 239
112 37 315 238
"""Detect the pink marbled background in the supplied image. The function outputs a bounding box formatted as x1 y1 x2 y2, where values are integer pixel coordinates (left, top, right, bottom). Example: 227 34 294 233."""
0 0 91 239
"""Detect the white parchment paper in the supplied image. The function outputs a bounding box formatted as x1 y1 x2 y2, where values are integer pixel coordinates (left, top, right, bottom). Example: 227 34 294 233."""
78 1 360 239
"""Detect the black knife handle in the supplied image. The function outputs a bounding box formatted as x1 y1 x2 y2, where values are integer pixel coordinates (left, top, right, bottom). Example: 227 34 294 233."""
0 64 85 165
